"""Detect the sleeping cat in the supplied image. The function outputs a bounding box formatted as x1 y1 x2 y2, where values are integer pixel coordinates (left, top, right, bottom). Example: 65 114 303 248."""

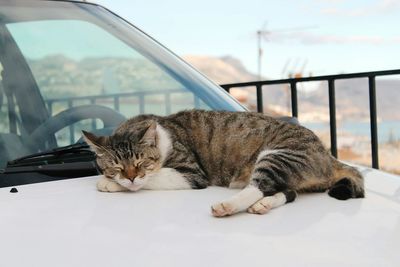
82 110 364 217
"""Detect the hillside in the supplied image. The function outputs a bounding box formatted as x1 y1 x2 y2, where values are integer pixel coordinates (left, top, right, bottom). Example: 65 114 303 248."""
27 54 400 121
183 55 259 84
302 79 400 121
185 55 400 122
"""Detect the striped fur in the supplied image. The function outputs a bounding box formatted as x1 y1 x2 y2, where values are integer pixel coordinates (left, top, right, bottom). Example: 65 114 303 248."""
83 110 364 217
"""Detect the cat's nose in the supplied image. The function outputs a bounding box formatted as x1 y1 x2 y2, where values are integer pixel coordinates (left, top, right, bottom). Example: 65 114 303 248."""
122 167 137 181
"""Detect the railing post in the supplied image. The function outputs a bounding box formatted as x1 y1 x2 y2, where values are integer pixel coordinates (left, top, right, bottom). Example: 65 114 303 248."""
68 100 75 144
368 76 379 169
256 84 263 113
290 81 298 117
221 85 230 93
165 93 171 115
139 94 145 114
328 79 338 158
47 100 53 115
194 95 200 108
113 96 120 112
90 98 96 130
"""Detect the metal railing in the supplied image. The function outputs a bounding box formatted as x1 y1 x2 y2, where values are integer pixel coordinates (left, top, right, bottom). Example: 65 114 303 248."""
45 89 194 143
221 69 400 169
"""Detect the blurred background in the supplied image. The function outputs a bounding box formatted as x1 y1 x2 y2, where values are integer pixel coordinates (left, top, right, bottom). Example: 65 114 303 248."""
92 0 400 174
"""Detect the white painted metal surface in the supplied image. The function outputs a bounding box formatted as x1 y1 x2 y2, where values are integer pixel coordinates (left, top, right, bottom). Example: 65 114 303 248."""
0 167 399 267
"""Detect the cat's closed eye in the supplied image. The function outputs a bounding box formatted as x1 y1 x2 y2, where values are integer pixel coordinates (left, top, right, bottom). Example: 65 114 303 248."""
113 164 124 171
139 161 155 170
144 164 155 170
104 169 117 178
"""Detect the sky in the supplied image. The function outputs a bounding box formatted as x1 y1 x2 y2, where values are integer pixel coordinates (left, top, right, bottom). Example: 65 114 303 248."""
94 0 400 79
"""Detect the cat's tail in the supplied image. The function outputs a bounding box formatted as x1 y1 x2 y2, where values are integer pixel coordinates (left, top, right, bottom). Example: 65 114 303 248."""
328 159 365 200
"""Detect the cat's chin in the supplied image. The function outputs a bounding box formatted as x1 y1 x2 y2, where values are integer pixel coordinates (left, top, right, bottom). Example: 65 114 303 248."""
113 174 143 191
115 179 143 191
127 184 144 192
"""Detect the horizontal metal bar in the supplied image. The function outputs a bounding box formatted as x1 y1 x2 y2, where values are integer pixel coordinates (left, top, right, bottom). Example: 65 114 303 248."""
46 88 185 103
221 68 400 89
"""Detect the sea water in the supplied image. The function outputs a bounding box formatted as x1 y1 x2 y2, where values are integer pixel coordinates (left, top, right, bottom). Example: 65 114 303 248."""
303 120 400 143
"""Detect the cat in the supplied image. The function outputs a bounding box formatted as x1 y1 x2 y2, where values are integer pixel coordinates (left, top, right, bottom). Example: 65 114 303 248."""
82 110 364 217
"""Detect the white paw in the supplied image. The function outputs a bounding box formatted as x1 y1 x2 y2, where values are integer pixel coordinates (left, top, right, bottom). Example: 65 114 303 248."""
97 177 127 192
211 202 237 217
248 193 288 214
247 197 273 214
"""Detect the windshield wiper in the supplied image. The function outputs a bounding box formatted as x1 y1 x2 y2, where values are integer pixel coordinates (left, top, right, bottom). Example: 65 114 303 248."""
2 143 99 175
7 142 93 166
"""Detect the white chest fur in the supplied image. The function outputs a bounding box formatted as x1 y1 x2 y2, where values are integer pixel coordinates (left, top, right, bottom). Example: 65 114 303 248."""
156 124 172 164
143 168 192 190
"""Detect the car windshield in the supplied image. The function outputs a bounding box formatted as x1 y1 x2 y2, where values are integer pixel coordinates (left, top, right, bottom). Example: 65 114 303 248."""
0 1 244 172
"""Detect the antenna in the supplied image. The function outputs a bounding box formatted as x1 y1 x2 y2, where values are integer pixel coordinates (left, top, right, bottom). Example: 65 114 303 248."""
256 22 317 80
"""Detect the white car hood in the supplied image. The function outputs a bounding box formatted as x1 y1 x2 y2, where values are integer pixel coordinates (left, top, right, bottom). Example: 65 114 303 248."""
0 167 399 267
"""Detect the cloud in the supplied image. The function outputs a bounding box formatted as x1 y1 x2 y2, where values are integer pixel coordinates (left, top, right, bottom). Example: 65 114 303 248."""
320 0 400 17
269 31 400 45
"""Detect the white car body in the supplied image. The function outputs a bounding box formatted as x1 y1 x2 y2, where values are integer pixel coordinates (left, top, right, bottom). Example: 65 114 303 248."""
1 166 399 267
1 2 399 266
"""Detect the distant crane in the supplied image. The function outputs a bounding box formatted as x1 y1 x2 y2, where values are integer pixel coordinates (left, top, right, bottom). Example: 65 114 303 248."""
256 22 317 80
281 58 308 113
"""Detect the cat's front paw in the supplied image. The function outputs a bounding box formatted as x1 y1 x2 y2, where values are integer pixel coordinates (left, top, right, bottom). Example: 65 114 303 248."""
211 202 237 217
247 199 272 214
97 177 127 192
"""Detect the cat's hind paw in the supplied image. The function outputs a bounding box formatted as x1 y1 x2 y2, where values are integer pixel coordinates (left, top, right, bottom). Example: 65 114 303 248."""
211 202 236 217
97 177 127 192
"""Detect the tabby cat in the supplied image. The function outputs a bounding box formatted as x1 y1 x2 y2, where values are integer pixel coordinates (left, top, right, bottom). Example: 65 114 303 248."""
83 110 364 217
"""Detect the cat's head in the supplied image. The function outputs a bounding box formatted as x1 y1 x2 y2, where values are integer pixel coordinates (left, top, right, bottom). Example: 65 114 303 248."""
82 121 162 191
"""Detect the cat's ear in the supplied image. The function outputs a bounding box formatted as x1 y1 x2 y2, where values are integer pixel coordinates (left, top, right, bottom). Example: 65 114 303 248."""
82 130 110 153
140 121 157 146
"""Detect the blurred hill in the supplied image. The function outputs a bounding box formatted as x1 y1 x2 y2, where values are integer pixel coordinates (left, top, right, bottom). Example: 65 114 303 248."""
185 55 400 121
29 54 400 121
302 79 400 121
183 55 258 84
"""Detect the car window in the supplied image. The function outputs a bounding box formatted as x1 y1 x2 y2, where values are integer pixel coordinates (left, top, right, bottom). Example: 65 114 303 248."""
0 2 244 175
6 20 210 145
